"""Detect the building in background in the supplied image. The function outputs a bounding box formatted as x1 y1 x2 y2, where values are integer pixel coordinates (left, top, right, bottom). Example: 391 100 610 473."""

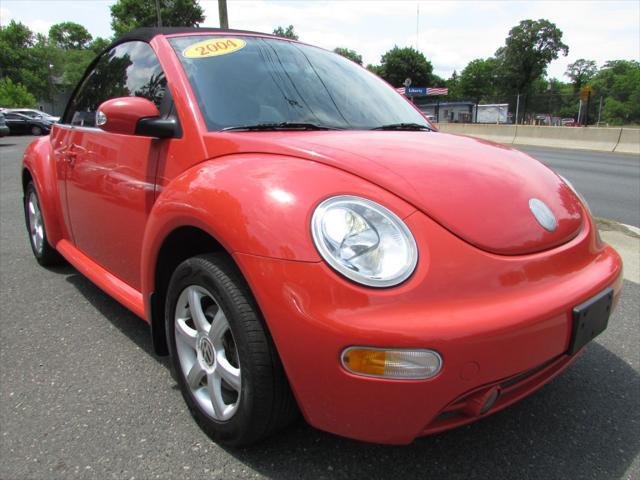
414 101 512 124
415 100 475 123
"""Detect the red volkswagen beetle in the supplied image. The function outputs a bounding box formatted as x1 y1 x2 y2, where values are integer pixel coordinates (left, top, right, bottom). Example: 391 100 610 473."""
22 28 622 446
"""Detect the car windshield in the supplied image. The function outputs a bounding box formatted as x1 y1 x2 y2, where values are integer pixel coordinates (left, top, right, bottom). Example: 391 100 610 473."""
168 35 431 132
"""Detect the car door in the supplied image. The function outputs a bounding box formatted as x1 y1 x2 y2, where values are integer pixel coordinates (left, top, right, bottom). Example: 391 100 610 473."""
4 113 29 134
62 41 173 290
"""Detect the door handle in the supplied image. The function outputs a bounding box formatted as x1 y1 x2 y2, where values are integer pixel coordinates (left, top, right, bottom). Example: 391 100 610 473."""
64 146 78 166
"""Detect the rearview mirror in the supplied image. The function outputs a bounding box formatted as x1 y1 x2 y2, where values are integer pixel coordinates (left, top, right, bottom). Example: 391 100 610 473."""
97 97 177 138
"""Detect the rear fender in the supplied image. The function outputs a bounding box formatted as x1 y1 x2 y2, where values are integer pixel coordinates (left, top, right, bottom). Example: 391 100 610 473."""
22 136 65 246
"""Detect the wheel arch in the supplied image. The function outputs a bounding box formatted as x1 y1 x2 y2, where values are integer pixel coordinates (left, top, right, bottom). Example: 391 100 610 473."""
21 136 66 247
147 224 227 355
22 167 33 191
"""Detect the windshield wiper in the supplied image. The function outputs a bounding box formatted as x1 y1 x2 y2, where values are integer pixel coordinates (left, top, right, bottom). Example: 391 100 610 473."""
371 122 433 131
222 122 342 132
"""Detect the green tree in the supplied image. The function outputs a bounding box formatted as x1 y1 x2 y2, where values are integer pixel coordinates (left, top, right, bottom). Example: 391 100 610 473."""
0 77 37 107
55 33 110 90
366 64 383 76
446 70 460 97
589 60 640 124
110 0 205 37
565 59 597 93
46 22 95 88
431 74 446 87
272 25 298 40
457 58 499 100
60 49 95 86
495 19 568 94
376 46 434 87
0 22 60 101
0 20 34 81
333 47 362 65
540 77 578 118
90 37 111 55
49 22 92 50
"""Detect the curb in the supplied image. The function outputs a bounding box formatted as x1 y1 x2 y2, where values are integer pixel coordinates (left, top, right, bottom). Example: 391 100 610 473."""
596 217 640 238
597 218 640 284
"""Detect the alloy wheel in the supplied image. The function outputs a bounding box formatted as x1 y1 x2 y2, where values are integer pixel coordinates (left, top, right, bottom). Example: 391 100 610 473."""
174 285 241 421
27 191 44 255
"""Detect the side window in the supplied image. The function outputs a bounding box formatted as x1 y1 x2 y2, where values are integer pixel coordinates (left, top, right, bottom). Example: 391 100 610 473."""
64 41 168 126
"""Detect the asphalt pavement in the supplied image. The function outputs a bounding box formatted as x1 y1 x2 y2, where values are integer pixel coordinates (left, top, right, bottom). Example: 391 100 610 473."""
515 145 640 227
1 135 639 480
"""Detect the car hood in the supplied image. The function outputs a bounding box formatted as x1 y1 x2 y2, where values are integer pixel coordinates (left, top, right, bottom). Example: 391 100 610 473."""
204 130 583 255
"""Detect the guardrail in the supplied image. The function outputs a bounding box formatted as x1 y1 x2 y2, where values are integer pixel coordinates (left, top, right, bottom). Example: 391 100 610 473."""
436 124 640 155
614 128 640 154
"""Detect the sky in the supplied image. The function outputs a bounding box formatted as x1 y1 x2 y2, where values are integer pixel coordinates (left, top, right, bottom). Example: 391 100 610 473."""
1 0 639 81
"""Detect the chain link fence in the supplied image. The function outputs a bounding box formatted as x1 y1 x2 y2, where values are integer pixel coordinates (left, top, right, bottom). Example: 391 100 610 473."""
414 92 611 127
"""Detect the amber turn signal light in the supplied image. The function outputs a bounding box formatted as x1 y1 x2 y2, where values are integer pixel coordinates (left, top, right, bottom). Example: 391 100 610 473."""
341 347 442 379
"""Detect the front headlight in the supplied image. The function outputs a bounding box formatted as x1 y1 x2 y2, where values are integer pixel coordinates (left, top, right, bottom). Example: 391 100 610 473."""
311 195 418 287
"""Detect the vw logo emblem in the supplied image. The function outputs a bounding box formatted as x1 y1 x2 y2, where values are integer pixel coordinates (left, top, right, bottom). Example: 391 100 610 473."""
529 198 557 232
199 337 216 367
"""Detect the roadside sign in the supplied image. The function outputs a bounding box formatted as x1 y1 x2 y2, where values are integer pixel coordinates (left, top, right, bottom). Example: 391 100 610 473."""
406 87 426 95
405 87 449 96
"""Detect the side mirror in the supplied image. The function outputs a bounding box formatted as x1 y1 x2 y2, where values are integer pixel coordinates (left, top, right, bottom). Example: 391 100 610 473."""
97 97 177 138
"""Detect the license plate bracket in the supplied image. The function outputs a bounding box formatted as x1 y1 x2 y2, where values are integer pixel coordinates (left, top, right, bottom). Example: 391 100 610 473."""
568 287 613 355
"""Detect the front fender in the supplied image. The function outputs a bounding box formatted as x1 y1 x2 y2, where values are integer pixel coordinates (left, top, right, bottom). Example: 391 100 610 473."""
140 153 416 299
22 136 65 246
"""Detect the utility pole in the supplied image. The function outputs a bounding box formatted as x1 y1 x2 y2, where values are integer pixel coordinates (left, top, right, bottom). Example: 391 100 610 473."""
155 0 162 27
597 96 603 126
475 97 479 123
577 99 582 125
48 63 55 115
584 90 591 126
218 0 229 29
416 3 419 50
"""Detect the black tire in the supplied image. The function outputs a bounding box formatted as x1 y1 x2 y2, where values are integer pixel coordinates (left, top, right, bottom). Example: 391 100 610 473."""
31 126 43 136
24 182 64 267
165 253 297 446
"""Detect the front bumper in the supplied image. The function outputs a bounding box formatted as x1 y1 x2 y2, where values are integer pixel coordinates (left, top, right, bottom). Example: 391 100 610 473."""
234 211 623 444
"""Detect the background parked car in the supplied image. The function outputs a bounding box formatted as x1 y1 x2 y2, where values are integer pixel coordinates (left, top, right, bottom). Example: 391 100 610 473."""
7 108 60 123
3 112 53 135
0 113 9 137
561 118 578 127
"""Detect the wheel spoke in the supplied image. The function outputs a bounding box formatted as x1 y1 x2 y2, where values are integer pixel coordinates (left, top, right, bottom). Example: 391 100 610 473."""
207 373 226 418
208 308 229 343
187 288 209 333
216 355 241 392
175 318 197 349
175 282 241 421
186 362 205 389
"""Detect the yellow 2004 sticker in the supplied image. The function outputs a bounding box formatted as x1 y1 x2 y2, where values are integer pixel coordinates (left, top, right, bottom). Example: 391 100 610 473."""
183 38 246 58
